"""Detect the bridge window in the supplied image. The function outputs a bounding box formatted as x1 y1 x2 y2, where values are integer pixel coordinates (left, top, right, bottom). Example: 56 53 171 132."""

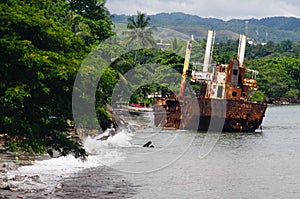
217 86 223 98
233 69 238 75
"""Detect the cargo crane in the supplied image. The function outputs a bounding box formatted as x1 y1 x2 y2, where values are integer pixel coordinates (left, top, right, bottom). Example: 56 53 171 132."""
154 30 267 132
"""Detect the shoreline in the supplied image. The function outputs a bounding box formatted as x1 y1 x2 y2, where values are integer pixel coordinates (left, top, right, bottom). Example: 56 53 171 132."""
52 166 138 198
1 149 138 199
0 149 50 198
1 163 138 199
267 102 300 106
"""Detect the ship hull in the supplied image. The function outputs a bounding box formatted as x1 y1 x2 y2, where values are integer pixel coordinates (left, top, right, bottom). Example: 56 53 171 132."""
154 97 267 132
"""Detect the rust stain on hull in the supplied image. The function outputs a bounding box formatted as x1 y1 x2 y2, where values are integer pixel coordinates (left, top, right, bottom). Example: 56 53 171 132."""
153 31 267 132
154 97 267 132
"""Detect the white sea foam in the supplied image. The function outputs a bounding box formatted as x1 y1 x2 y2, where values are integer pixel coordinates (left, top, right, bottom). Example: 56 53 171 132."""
84 129 133 151
7 128 134 193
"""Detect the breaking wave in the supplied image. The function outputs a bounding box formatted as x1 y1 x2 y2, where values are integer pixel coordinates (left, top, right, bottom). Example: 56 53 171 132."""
7 127 134 194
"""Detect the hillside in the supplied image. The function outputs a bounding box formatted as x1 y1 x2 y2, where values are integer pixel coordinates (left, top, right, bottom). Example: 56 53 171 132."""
112 12 300 42
113 22 191 41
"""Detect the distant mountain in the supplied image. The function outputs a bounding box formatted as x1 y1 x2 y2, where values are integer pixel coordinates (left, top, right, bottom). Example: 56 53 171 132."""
245 17 300 31
112 12 300 42
113 22 191 42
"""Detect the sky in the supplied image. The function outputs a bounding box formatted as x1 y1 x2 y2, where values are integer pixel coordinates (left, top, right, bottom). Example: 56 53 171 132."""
106 0 300 20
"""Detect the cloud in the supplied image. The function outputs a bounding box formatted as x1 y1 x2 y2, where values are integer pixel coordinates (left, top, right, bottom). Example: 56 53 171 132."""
106 0 300 20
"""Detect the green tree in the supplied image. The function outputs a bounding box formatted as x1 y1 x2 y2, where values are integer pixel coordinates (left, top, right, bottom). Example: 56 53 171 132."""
68 0 114 44
122 11 157 49
67 11 92 40
109 48 187 104
213 39 238 63
247 57 300 100
0 0 117 159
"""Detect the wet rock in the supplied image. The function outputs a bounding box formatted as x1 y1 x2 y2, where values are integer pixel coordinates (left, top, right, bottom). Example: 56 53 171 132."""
0 171 7 178
0 184 10 190
97 135 110 141
0 193 9 199
12 175 27 182
55 182 63 189
0 163 7 173
0 174 8 181
142 141 155 148
1 162 17 171
28 175 40 183
0 172 8 190
0 181 9 189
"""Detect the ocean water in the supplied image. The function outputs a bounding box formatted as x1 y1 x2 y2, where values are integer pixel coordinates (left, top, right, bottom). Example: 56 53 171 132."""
119 105 300 198
7 105 300 198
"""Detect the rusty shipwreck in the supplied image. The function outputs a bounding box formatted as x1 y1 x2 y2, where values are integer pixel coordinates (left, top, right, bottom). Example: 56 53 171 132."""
153 30 267 132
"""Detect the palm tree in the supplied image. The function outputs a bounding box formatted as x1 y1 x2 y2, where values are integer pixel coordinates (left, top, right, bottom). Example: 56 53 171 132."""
67 11 91 40
122 11 157 49
169 37 186 54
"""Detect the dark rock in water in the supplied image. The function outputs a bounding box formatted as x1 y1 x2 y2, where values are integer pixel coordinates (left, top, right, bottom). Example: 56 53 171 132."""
142 141 152 147
0 185 11 191
97 135 110 141
143 141 154 148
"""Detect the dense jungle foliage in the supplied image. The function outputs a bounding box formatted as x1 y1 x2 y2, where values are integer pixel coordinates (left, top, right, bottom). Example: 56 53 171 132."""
0 0 113 159
1 1 299 159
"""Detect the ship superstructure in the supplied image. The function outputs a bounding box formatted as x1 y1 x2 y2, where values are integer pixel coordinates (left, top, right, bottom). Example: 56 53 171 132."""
154 30 267 132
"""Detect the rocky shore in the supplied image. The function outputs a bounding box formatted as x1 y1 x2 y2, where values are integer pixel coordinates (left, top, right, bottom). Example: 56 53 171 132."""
266 97 300 105
52 167 138 198
1 162 138 198
0 148 138 199
0 161 26 198
0 147 44 198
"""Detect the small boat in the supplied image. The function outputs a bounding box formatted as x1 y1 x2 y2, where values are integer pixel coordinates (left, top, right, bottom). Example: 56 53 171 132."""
128 104 153 115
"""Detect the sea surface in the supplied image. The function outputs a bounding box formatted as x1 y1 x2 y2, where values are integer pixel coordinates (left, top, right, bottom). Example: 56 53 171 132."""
7 104 300 198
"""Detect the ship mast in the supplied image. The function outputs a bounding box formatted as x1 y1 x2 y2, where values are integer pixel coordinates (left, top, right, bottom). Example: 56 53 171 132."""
203 30 216 73
179 36 193 96
237 34 247 66
191 30 215 83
